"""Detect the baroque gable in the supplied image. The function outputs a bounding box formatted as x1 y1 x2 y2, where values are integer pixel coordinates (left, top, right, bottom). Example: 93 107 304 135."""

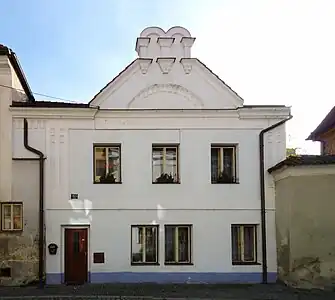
89 26 244 110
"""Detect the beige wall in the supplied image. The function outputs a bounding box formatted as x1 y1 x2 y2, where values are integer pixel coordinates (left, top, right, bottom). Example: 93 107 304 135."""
0 55 39 285
0 161 39 285
274 168 335 288
321 128 335 155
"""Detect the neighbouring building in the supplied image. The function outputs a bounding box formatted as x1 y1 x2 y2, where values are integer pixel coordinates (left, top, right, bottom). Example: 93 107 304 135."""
306 106 335 155
0 45 40 285
8 26 291 285
270 108 335 288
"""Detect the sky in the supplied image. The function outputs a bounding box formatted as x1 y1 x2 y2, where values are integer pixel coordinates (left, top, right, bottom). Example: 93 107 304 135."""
1 0 334 154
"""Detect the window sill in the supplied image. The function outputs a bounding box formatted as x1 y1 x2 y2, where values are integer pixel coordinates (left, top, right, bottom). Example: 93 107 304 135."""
131 262 160 266
152 182 180 184
93 182 122 184
232 261 261 266
164 262 193 266
0 229 23 233
211 182 240 184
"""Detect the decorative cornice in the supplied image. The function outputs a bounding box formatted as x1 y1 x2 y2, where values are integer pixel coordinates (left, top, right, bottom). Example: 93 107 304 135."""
10 107 98 119
180 58 192 74
156 57 175 74
135 37 150 54
238 107 291 119
10 103 291 122
180 37 196 47
138 58 152 74
157 37 175 47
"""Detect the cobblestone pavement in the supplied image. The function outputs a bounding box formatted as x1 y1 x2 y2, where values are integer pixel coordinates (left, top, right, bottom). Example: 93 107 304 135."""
0 283 335 300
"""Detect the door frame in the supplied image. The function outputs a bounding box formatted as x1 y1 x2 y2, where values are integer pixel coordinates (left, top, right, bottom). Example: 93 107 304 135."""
61 225 90 284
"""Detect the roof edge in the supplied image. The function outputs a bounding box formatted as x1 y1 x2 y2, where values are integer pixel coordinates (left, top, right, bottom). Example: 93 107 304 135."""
11 100 91 108
306 106 335 141
0 45 35 102
268 155 335 173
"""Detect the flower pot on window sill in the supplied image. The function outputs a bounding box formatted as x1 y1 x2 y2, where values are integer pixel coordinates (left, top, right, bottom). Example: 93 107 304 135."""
213 172 238 184
154 173 178 184
96 173 117 184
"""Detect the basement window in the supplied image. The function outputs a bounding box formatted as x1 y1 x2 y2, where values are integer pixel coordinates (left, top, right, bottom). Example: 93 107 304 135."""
0 267 11 277
1 203 23 231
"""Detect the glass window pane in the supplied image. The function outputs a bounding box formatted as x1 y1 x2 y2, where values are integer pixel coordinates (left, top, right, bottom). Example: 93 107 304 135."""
13 205 21 217
145 227 157 263
152 148 164 181
243 226 255 262
3 205 11 218
165 148 177 179
231 226 241 262
178 227 190 262
13 205 22 230
107 147 120 182
95 147 107 180
131 227 144 263
165 226 176 262
3 220 11 230
2 205 12 230
211 148 219 182
223 148 233 176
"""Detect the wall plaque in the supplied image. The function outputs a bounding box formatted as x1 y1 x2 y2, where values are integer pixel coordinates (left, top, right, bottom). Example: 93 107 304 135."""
93 252 105 264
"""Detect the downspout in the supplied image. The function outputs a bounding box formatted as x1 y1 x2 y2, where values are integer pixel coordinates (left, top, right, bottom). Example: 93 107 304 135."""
259 115 292 284
23 118 45 288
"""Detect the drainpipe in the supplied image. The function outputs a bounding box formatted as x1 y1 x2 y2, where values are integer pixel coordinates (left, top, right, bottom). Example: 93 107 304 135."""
23 118 45 288
259 115 292 284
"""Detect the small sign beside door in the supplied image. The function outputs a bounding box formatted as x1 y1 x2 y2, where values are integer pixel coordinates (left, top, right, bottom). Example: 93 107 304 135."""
70 193 79 200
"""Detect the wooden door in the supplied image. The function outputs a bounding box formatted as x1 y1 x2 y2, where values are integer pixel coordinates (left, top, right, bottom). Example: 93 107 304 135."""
64 228 88 284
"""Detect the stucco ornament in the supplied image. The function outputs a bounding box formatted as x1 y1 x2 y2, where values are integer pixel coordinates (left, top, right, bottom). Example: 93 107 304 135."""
127 83 204 109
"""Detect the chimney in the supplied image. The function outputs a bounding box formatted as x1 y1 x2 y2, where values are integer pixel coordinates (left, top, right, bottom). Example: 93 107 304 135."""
135 26 196 60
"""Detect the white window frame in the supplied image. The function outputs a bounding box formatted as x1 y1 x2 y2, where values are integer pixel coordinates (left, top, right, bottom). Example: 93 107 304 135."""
1 203 23 231
152 145 179 182
93 145 121 183
165 225 192 264
211 145 237 181
131 225 159 264
231 224 257 263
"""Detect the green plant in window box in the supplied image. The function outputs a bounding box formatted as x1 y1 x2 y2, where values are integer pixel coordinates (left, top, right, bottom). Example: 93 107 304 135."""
99 172 116 183
216 172 236 183
155 173 175 183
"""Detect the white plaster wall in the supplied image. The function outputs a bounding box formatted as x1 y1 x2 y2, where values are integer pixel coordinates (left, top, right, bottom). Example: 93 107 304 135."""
0 56 13 202
11 113 286 278
95 60 242 110
45 209 276 275
66 128 266 210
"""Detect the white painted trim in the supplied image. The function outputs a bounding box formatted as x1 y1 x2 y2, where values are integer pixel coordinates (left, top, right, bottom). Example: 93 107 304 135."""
10 106 290 120
271 164 335 182
90 60 139 106
10 107 98 119
61 225 90 283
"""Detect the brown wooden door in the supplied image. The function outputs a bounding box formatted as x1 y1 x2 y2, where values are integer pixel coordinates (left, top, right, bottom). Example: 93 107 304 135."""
64 228 88 284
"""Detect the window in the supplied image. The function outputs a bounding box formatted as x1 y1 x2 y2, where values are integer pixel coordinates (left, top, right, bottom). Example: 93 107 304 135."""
231 225 257 264
165 225 192 264
211 145 237 183
152 145 179 183
93 145 121 183
131 225 158 265
1 203 23 231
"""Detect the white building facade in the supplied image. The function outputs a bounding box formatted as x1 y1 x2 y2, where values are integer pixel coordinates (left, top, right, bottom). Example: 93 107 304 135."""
10 27 290 285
